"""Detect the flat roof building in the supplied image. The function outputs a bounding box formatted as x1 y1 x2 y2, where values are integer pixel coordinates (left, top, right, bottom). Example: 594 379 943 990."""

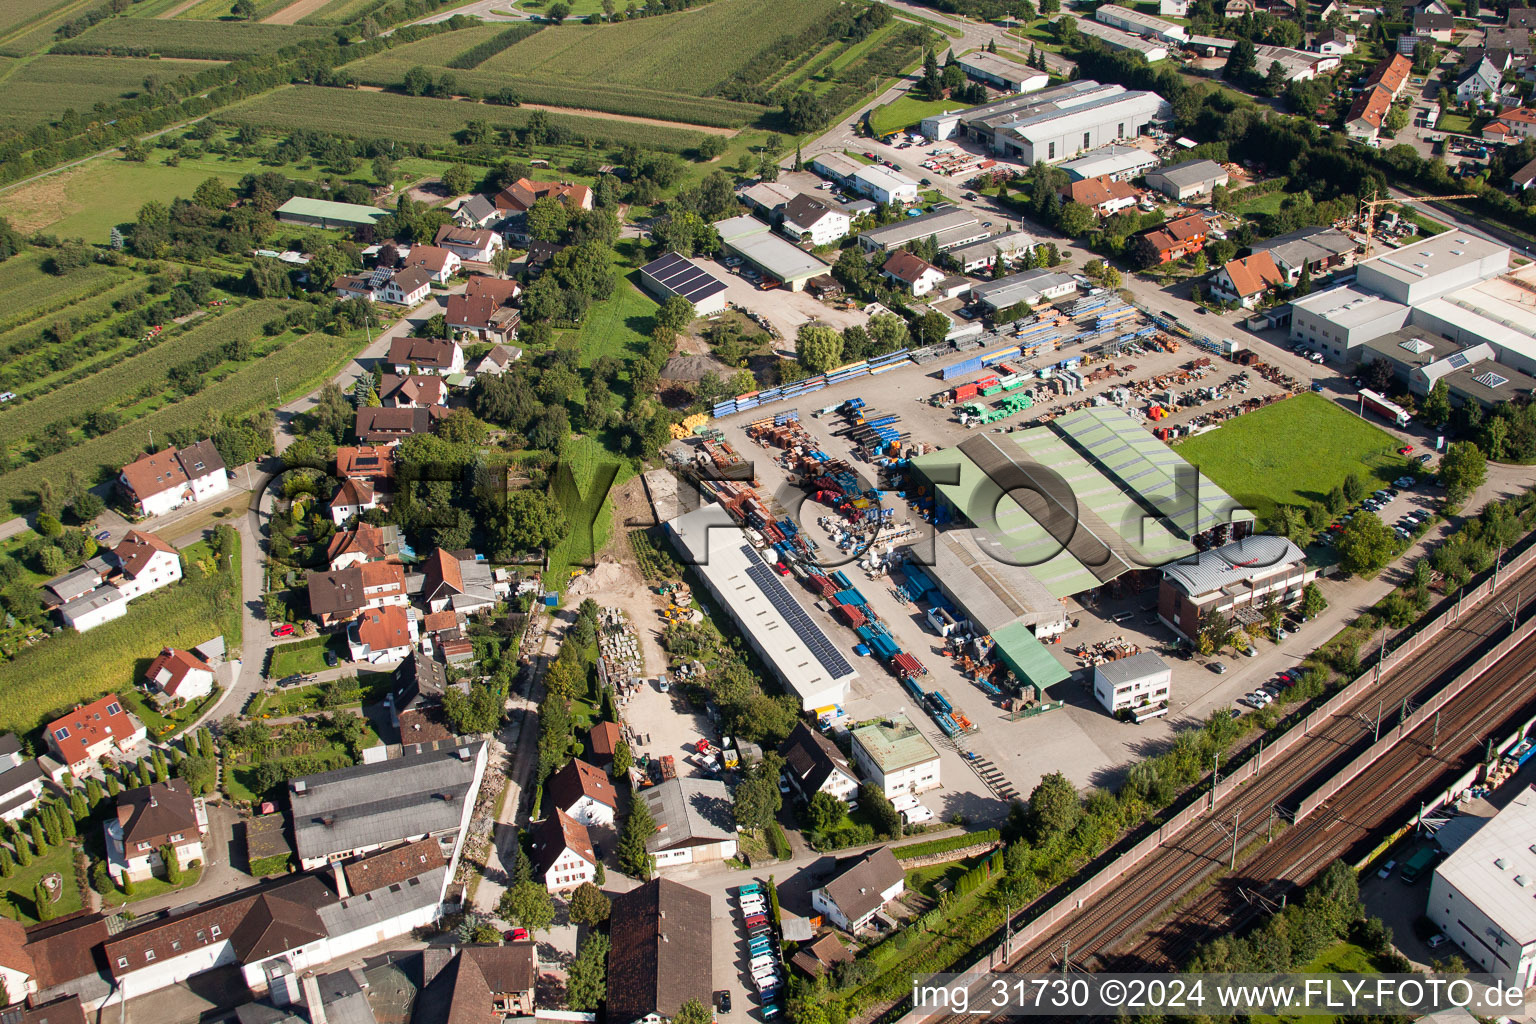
850 714 940 798
920 81 1172 162
1096 3 1189 42
638 252 727 316
969 268 1078 311
809 151 864 183
1059 144 1158 182
1144 158 1229 200
1093 651 1172 719
1429 785 1536 986
858 208 985 252
946 230 1037 273
1253 44 1340 81
850 162 920 205
1355 230 1510 305
1072 18 1170 61
1358 329 1536 409
714 215 829 291
275 197 388 230
668 504 857 711
1158 534 1316 642
956 51 1050 93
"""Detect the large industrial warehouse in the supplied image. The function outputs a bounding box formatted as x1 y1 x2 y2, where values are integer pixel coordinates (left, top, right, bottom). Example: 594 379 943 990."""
715 215 829 292
918 81 1173 163
668 503 857 711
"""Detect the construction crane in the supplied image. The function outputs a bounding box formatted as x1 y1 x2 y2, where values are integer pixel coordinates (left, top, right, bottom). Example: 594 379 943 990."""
1356 190 1477 258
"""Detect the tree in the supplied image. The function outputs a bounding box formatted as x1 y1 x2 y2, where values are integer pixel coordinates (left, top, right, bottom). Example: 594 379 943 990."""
1302 582 1327 619
527 196 569 242
1264 60 1287 95
1025 771 1081 842
611 740 632 779
674 1000 713 1024
796 324 843 374
28 819 45 855
859 781 902 839
1336 511 1396 575
782 91 830 134
0 848 10 879
732 763 782 832
807 790 844 834
402 65 434 97
232 0 256 16
1421 379 1452 427
1225 37 1257 80
547 0 571 21
655 295 695 332
499 881 555 933
567 933 609 1010
618 800 657 879
33 881 55 922
1439 441 1487 505
1056 201 1095 237
568 881 611 926
497 490 569 554
441 164 477 196
914 309 950 347
1342 472 1367 504
193 177 236 209
162 845 182 885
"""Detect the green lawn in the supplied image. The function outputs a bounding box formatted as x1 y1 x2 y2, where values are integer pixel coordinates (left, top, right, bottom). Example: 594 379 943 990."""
268 635 345 678
1436 112 1473 134
869 94 958 136
545 434 636 586
104 862 205 908
2 843 82 924
566 272 658 368
1232 190 1287 219
118 686 220 741
1175 393 1410 520
248 672 391 717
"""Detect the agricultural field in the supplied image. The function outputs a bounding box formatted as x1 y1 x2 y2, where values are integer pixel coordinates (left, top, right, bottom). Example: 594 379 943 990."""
172 0 291 18
294 0 382 23
0 55 221 128
0 253 127 335
0 312 370 511
0 0 95 57
1175 393 1412 520
219 85 711 151
0 547 240 740
342 22 509 68
50 18 333 58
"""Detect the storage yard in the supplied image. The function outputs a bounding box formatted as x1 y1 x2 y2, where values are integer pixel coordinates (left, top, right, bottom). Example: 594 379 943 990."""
660 290 1342 803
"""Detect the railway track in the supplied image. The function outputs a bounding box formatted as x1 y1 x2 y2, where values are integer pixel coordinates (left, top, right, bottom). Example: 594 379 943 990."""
910 557 1536 1024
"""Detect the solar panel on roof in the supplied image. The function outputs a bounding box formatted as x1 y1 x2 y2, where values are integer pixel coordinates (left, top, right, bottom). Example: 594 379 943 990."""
1474 371 1509 388
1447 352 1471 369
738 545 854 679
643 253 726 303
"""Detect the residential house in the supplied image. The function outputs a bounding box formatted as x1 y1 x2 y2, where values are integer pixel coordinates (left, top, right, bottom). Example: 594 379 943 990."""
335 445 395 482
1224 0 1254 16
1497 106 1536 138
546 758 617 827
789 933 854 979
102 837 448 1001
1160 535 1315 641
379 374 448 409
528 809 598 892
1413 11 1454 40
0 735 46 822
326 522 403 570
419 548 502 616
471 344 521 378
378 266 433 306
1346 83 1395 138
1135 214 1209 265
416 943 538 1024
946 231 1036 274
1512 155 1536 189
454 194 500 229
401 245 461 284
306 561 408 626
386 653 463 737
1510 5 1536 27
850 715 940 797
607 879 712 1024
445 276 522 344
144 648 216 706
1159 0 1188 13
1211 251 1286 308
117 440 229 517
0 913 112 1010
779 722 859 803
741 181 798 215
779 194 852 247
105 780 206 883
1144 159 1229 200
289 740 487 870
585 721 625 774
388 337 463 376
432 225 504 264
639 776 738 868
1250 226 1358 283
1252 44 1340 81
1484 25 1531 55
108 531 182 601
1484 120 1516 143
354 407 435 444
880 250 946 297
1364 53 1413 99
347 605 417 664
329 479 378 527
43 695 145 778
1315 26 1356 54
493 178 593 214
1457 55 1506 103
523 240 569 279
1059 175 1140 216
810 847 905 932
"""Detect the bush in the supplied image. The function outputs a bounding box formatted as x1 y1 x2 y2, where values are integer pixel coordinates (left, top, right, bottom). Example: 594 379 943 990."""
893 829 1000 861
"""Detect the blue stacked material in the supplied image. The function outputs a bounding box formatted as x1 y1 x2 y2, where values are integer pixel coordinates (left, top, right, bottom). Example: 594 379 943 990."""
977 677 1002 696
981 345 1022 367
870 635 899 660
834 588 866 607
773 410 798 426
862 413 899 428
940 356 984 381
902 674 925 700
903 562 939 597
842 398 866 413
868 348 910 368
759 387 783 402
831 570 853 588
928 690 953 713
853 643 870 656
934 713 958 737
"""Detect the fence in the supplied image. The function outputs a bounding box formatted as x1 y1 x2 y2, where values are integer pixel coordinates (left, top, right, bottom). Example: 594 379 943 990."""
893 538 1536 1023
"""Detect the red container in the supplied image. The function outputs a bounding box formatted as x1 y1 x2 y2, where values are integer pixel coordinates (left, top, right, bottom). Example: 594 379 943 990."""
954 382 979 400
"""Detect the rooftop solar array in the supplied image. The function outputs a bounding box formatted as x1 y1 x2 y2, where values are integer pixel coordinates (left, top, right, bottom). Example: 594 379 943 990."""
641 252 727 303
739 544 854 679
1474 371 1510 388
1447 352 1471 369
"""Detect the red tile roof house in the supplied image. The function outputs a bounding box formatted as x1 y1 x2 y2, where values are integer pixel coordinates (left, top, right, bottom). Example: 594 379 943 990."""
1059 175 1140 216
107 530 182 601
387 336 463 376
546 758 618 827
446 276 522 344
117 440 230 518
529 808 598 892
1345 83 1393 139
347 604 418 664
329 478 378 527
306 561 408 626
1135 214 1209 265
493 177 594 214
401 244 462 283
379 373 448 408
1211 251 1287 309
334 444 395 482
1497 106 1536 139
880 250 947 297
105 779 207 883
43 694 146 780
144 648 216 707
0 912 111 1011
432 224 505 263
56 529 182 632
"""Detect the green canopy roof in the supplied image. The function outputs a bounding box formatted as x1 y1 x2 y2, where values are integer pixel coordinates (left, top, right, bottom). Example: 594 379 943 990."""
992 622 1070 690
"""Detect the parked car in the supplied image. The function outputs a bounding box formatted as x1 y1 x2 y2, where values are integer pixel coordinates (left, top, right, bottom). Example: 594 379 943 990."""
1428 934 1448 949
1377 859 1396 879
717 992 732 1014
94 530 111 542
1397 445 1414 456
506 927 530 942
272 624 296 637
1211 661 1228 674
1417 453 1433 463
744 913 768 928
324 651 339 667
1395 476 1417 487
